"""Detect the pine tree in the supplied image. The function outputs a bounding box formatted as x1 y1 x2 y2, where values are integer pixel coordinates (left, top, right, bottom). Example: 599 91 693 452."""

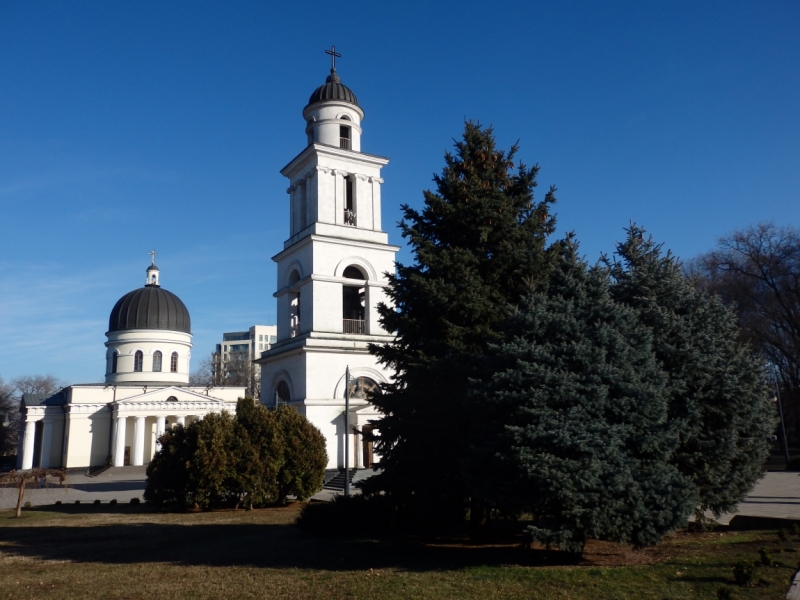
366 122 557 522
607 225 777 517
473 240 695 552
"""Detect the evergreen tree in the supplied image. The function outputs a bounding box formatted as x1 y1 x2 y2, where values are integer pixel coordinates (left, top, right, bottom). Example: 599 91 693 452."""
234 398 283 507
473 241 695 552
607 225 777 517
366 122 557 522
274 405 327 502
189 411 240 508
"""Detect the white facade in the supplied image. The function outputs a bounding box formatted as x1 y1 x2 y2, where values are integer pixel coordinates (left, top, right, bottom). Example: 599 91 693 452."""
258 66 398 471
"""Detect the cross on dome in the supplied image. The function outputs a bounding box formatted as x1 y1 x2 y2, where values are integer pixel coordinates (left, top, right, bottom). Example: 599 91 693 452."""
149 250 158 266
325 45 341 71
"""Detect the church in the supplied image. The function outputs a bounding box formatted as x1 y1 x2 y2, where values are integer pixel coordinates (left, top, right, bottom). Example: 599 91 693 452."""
16 259 246 470
255 52 397 471
17 53 396 473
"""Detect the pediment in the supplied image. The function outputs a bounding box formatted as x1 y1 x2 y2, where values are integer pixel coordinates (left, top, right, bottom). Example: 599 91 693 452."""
114 386 227 406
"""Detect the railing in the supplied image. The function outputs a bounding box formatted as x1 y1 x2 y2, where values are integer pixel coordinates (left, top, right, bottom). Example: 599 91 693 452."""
344 209 357 226
340 137 351 149
343 319 365 335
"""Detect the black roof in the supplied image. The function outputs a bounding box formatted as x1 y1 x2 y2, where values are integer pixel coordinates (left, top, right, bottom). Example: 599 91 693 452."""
108 285 191 334
307 69 359 107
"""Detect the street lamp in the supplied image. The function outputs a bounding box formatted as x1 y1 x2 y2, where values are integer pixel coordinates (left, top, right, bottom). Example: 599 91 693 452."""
0 413 9 428
344 366 351 497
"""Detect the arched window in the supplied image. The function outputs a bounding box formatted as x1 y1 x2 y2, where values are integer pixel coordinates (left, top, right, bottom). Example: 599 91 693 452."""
170 352 179 372
111 351 118 374
152 351 162 372
275 381 290 407
134 351 143 372
343 266 365 280
288 270 301 338
340 125 351 149
343 266 366 334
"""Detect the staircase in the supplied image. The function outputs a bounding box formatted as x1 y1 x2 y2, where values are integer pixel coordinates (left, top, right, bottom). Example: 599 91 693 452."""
322 468 381 492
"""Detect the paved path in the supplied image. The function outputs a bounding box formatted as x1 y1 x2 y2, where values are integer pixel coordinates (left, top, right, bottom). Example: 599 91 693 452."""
709 472 800 525
4 468 800 523
0 466 147 508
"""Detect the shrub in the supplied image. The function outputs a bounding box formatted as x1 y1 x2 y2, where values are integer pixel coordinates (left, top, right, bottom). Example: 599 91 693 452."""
23 501 32 508
758 547 774 566
274 405 327 502
55 501 61 506
779 528 788 541
145 400 328 511
716 587 735 600
74 500 80 505
733 560 755 586
109 499 117 505
93 499 101 505
130 497 141 505
297 495 396 536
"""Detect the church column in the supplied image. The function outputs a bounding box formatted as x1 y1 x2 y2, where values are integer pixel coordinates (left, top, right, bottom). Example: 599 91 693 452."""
39 419 54 469
176 415 185 427
20 420 37 470
113 415 127 467
132 416 146 466
156 416 166 440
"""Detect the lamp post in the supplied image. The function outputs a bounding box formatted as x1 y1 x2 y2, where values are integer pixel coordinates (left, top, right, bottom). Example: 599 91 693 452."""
344 366 351 497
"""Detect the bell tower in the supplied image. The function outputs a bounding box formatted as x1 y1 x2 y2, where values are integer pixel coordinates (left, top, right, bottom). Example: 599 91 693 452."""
257 49 398 471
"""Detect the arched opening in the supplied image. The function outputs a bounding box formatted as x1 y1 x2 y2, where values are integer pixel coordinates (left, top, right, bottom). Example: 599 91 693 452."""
170 352 179 372
134 351 143 372
342 266 366 334
275 380 291 408
289 270 301 337
344 176 356 225
111 351 118 374
339 125 351 149
152 351 162 372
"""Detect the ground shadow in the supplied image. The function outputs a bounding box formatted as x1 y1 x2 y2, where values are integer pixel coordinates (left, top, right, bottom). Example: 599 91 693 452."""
0 517 594 572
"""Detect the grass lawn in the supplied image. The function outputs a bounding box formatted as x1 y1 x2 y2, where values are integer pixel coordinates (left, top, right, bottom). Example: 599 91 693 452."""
0 503 796 599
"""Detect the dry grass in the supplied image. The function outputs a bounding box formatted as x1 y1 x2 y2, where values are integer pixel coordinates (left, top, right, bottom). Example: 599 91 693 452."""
0 503 796 599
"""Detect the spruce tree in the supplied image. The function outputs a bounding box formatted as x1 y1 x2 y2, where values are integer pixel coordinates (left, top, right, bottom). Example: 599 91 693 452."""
366 122 557 522
473 241 695 552
607 226 776 517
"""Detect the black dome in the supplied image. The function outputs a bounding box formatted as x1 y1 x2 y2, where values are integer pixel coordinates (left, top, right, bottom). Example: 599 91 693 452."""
108 286 191 334
307 69 359 107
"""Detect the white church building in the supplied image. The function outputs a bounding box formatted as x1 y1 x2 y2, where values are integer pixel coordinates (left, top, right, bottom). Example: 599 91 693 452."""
16 259 246 470
256 56 398 471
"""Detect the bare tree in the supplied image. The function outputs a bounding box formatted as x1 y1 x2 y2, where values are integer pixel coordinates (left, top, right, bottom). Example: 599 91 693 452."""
0 376 16 456
692 222 800 437
190 352 259 399
0 468 65 517
0 375 66 457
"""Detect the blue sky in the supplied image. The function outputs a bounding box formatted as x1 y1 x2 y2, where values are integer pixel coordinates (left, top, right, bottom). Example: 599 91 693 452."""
1 1 798 383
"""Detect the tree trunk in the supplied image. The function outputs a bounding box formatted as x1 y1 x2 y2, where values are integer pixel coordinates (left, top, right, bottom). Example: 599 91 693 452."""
15 478 26 518
470 498 487 541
